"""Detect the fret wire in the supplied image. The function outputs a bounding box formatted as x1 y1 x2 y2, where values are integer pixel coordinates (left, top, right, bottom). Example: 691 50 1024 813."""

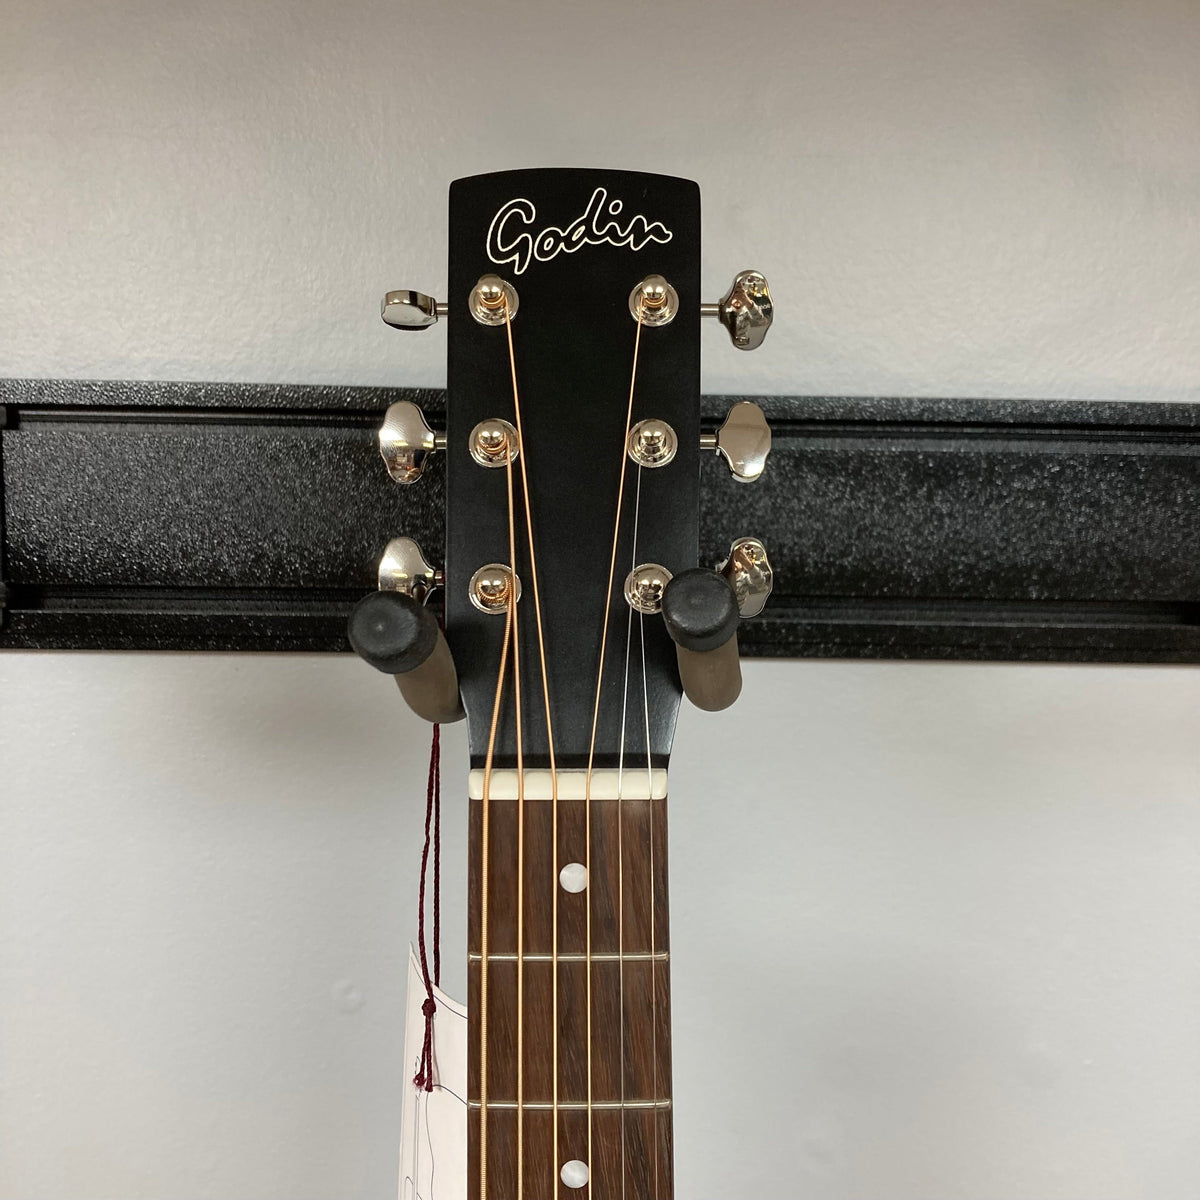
469 1100 672 1112
469 951 669 963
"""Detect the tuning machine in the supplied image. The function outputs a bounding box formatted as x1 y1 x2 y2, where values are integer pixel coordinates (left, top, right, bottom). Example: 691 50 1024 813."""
718 537 774 618
381 290 448 330
379 400 447 485
700 400 771 483
377 536 443 601
701 270 774 351
355 389 461 724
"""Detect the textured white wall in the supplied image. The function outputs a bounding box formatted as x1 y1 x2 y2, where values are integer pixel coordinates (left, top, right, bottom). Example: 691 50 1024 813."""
2 2 1199 1199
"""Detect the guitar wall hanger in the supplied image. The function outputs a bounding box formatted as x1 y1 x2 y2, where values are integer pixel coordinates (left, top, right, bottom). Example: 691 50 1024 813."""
6 376 1200 670
347 535 462 725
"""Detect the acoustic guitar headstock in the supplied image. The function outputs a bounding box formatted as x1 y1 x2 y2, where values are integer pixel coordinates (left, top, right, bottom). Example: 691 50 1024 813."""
350 168 774 772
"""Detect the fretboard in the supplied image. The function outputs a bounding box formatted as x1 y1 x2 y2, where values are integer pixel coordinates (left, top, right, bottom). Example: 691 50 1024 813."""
468 769 673 1199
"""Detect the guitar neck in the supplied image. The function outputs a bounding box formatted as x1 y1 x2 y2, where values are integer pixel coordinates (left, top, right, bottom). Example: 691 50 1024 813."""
468 770 674 1199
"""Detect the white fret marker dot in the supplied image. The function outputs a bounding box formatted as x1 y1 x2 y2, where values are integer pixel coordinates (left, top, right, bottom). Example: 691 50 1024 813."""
559 863 588 893
561 1160 589 1189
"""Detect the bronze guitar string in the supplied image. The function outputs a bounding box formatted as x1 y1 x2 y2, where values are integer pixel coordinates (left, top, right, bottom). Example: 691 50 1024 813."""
476 409 524 1200
478 584 513 1200
469 295 563 1199
502 299 563 1200
615 464 639 1200
503 435 526 1200
637 481 660 1200
621 461 659 1199
584 295 648 1197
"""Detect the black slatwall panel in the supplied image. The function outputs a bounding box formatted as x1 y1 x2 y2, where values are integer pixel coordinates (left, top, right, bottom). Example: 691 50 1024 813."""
3 379 1200 661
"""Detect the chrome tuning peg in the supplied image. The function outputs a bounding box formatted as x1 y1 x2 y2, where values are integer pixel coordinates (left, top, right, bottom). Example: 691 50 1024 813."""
381 289 448 330
717 537 773 618
701 270 774 351
700 400 771 483
379 400 447 484
377 536 443 603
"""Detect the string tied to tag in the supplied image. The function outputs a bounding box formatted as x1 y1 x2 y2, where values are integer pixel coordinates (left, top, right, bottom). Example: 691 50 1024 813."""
413 722 442 1092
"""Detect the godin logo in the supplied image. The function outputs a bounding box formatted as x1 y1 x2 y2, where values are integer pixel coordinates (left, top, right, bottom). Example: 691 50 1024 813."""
486 187 673 275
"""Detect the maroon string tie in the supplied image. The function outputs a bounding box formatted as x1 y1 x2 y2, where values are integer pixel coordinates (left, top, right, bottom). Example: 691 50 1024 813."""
413 722 442 1092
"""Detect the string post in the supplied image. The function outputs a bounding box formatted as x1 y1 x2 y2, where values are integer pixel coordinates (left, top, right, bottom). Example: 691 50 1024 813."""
627 417 678 469
469 418 520 469
470 273 519 325
478 277 505 307
469 563 521 614
641 277 669 308
624 562 673 614
628 273 679 326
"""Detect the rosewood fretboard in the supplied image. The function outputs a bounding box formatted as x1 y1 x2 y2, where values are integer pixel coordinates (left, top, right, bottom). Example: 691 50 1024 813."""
468 780 673 1199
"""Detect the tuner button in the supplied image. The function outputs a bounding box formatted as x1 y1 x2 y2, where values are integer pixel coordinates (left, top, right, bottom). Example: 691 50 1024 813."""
377 536 443 602
702 401 771 483
379 401 447 485
717 537 774 618
703 270 774 351
381 290 447 330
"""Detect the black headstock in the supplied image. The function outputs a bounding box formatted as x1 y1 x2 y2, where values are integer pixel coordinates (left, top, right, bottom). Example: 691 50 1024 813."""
445 169 699 770
350 167 775 769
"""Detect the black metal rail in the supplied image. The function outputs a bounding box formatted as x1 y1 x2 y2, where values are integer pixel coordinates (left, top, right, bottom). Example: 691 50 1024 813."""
3 378 1200 661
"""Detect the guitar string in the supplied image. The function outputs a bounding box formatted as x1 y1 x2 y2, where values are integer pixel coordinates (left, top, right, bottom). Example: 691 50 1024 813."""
617 607 632 1200
616 600 632 1199
639 594 658 1200
503 431 526 1200
502 298 562 1200
584 295 647 1197
614 461 645 1200
478 592 514 1200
